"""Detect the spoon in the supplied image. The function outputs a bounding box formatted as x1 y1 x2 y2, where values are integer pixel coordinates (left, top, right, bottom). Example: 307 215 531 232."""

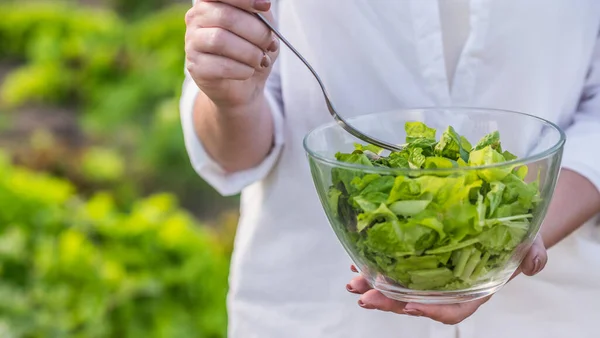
255 13 404 153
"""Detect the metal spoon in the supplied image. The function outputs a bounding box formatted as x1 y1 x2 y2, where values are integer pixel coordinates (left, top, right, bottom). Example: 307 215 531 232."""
255 13 404 153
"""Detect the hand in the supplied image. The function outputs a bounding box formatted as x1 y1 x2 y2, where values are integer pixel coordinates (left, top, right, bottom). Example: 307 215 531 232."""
346 235 547 325
185 0 279 109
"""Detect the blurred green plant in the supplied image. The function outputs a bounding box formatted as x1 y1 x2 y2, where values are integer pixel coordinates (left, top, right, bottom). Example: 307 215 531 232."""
0 151 229 337
80 147 125 183
0 1 176 125
0 64 73 107
110 0 178 18
0 2 238 335
0 1 238 218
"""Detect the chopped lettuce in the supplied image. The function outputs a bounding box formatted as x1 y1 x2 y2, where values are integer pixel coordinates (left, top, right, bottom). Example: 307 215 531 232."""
405 121 436 142
435 126 470 162
331 122 541 291
474 130 501 151
353 143 384 155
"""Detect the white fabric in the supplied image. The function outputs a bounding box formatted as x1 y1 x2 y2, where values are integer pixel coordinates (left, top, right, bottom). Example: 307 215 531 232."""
180 1 600 337
439 0 471 86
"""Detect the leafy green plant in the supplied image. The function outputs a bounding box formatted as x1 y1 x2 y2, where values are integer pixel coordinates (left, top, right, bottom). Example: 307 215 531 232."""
0 1 185 121
0 1 238 218
0 2 124 63
82 4 188 134
0 151 229 337
80 147 126 183
110 0 177 19
1 63 73 108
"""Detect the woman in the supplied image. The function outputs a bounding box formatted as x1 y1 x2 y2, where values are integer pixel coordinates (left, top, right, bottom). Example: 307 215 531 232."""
181 1 600 337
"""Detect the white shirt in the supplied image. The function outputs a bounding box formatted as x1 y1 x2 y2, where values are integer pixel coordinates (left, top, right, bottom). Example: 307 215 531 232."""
439 0 470 85
180 1 600 337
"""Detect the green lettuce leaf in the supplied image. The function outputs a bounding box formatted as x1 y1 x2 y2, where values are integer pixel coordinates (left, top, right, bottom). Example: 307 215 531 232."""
387 176 422 204
478 221 529 252
408 268 455 290
408 147 427 169
335 152 373 166
361 220 435 256
405 121 436 142
468 146 512 182
460 136 473 152
356 203 399 232
485 182 505 217
501 173 540 209
354 143 384 155
474 131 501 151
407 209 446 240
350 174 381 192
352 192 388 213
388 200 431 217
327 187 342 217
386 152 410 168
424 157 457 169
434 126 469 162
502 150 518 161
394 255 440 271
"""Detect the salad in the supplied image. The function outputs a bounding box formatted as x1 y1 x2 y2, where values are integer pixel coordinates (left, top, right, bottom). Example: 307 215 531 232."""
328 122 541 291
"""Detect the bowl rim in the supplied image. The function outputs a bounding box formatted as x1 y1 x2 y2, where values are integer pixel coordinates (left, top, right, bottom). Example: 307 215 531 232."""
302 106 566 173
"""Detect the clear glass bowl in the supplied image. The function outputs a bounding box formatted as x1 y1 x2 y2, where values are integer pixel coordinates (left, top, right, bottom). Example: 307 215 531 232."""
304 108 565 304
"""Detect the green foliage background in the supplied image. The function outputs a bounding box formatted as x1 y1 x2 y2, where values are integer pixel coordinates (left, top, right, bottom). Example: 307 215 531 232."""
0 153 229 337
0 0 237 216
0 0 235 336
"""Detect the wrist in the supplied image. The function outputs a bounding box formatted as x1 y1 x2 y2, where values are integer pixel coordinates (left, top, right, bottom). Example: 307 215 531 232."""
191 87 275 173
200 87 268 118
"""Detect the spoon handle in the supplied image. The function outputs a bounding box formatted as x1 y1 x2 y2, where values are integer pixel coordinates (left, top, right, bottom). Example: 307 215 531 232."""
254 14 334 113
255 13 403 152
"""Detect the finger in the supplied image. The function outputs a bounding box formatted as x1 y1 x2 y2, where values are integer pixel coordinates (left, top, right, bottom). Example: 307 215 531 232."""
520 235 547 276
195 1 277 52
186 52 255 81
347 276 372 294
404 296 490 325
509 266 522 281
203 0 272 13
359 290 407 314
188 27 270 69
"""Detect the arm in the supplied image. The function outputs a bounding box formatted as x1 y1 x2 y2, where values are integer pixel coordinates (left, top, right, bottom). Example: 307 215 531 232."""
184 0 280 173
193 90 275 173
541 169 600 249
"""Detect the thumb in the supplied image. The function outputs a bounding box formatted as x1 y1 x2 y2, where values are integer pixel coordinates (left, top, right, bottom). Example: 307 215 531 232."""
519 235 547 276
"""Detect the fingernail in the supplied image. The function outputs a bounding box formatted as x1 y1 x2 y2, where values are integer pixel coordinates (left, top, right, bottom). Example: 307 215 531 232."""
267 37 279 52
358 300 374 309
533 257 541 274
346 284 356 293
260 53 271 68
404 308 424 317
350 265 358 273
253 0 271 12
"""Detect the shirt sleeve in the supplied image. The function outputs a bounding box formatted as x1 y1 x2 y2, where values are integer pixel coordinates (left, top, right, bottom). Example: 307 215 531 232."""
561 32 600 193
180 0 284 197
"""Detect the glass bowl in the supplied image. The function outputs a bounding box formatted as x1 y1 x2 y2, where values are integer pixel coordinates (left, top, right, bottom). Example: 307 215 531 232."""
303 107 565 304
